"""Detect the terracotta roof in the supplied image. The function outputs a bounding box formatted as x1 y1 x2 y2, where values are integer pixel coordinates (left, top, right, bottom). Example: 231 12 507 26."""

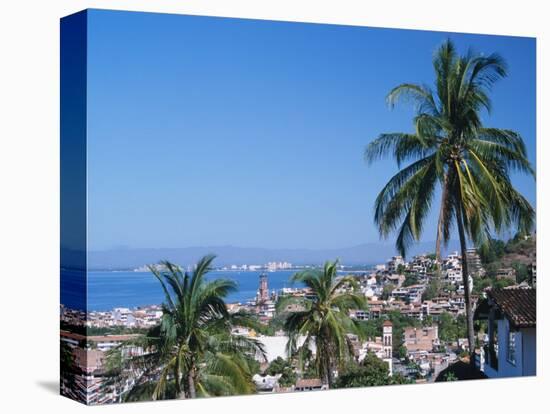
61 331 142 343
60 330 86 341
382 320 393 326
295 378 323 388
87 334 142 342
488 288 536 328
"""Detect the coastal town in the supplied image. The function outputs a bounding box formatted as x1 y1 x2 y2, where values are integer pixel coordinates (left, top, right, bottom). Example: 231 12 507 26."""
55 10 537 408
60 234 537 404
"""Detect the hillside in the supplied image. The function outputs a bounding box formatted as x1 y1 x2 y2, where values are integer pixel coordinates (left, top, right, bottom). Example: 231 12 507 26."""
493 235 536 267
478 234 536 288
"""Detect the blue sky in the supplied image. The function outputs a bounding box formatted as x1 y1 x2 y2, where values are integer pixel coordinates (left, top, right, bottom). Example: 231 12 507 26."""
86 9 536 251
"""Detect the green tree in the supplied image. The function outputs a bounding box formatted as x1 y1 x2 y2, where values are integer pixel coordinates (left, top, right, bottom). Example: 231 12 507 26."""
265 357 297 387
422 315 434 327
479 237 506 264
511 262 529 283
422 278 441 301
357 319 382 339
438 312 457 342
334 353 411 388
493 278 515 289
403 274 419 287
283 260 366 388
365 40 535 361
444 372 458 381
107 255 266 400
438 312 467 344
397 345 408 360
381 284 394 300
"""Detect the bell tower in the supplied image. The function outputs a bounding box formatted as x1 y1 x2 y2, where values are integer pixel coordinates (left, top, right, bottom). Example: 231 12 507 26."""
257 273 269 304
382 320 393 376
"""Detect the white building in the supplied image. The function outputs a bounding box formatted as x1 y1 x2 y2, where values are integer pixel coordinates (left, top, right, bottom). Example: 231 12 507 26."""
445 268 463 284
391 284 425 303
112 308 131 325
387 256 405 273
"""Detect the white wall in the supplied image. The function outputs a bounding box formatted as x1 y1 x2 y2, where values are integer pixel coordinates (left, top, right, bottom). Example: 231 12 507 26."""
257 335 316 362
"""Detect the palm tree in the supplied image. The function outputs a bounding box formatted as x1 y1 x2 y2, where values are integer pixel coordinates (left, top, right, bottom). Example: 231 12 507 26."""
365 39 535 360
106 255 266 400
283 260 366 387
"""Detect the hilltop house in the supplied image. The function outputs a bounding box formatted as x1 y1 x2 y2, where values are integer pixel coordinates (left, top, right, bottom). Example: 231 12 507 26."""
474 287 536 378
294 378 326 392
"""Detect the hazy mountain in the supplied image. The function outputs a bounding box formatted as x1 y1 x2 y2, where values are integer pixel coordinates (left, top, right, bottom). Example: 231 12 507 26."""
86 241 461 270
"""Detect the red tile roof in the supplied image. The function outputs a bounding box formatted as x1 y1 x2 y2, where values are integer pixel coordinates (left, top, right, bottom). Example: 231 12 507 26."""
87 334 141 342
488 288 536 328
295 378 323 388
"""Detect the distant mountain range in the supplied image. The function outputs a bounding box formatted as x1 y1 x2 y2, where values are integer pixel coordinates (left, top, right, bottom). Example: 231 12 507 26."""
82 241 461 270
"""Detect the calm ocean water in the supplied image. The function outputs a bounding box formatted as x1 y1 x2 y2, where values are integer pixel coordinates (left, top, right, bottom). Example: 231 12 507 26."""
62 269 301 311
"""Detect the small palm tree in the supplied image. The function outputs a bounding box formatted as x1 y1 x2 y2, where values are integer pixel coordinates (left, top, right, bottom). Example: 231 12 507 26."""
107 255 266 399
283 260 366 387
365 39 534 360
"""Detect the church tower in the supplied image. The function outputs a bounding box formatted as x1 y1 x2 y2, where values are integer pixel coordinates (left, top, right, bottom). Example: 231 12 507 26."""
257 273 269 304
382 320 393 376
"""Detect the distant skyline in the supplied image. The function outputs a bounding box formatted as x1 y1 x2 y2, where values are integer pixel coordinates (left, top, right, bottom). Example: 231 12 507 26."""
86 10 536 252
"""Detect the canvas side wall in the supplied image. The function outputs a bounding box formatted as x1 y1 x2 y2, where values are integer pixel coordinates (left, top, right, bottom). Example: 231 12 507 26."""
60 10 89 405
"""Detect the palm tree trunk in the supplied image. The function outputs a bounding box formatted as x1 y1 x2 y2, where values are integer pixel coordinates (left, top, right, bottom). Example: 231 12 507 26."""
318 342 331 388
187 366 197 399
319 356 329 388
326 360 334 389
456 206 476 364
433 174 449 297
435 174 449 264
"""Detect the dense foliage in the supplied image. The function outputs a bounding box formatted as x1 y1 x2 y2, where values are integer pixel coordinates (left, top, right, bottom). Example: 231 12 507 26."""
334 353 411 388
265 357 297 387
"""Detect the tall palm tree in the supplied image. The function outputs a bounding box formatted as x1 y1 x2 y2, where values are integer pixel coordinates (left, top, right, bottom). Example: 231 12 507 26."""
365 40 534 360
283 260 366 387
106 255 266 400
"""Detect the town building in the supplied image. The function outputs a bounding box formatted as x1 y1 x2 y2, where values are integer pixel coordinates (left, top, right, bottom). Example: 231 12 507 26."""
60 330 145 404
495 268 517 283
391 284 425 303
294 378 326 391
403 325 440 354
266 261 293 271
387 256 405 273
465 247 485 277
409 254 435 277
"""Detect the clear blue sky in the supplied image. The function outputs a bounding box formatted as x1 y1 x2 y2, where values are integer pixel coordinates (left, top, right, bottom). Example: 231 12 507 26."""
86 9 536 251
